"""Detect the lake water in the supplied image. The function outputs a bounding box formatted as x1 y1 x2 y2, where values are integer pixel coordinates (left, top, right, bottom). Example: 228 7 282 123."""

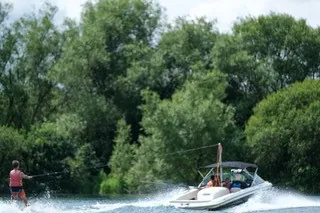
0 187 319 213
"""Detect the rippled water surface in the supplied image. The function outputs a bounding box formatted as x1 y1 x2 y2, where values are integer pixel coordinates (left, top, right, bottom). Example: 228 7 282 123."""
1 187 319 213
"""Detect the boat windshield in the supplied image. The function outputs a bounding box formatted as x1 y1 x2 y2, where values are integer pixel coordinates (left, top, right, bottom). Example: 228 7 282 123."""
198 167 265 188
251 173 265 186
226 170 250 181
198 168 215 188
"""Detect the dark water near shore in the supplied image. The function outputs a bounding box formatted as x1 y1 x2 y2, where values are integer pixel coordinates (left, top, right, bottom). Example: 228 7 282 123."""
1 187 319 212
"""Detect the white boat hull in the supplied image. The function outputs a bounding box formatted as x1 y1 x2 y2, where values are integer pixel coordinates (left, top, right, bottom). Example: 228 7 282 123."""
169 182 272 210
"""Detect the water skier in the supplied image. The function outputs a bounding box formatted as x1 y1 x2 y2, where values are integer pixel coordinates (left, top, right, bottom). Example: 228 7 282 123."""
9 160 32 206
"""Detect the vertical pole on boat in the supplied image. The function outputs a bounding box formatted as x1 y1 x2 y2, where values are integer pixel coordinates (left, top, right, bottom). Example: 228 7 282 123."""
216 143 223 186
219 143 223 186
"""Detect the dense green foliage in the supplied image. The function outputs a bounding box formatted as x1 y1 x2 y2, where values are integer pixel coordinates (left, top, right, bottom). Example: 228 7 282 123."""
125 70 240 193
0 126 25 192
100 119 136 194
246 80 320 193
0 0 320 194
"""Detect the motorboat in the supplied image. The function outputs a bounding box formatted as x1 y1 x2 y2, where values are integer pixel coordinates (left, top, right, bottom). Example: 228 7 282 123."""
169 144 272 210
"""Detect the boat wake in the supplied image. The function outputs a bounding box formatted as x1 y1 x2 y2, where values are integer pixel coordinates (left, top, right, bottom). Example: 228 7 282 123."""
0 187 187 213
0 199 61 213
91 187 187 211
0 187 319 213
228 187 320 213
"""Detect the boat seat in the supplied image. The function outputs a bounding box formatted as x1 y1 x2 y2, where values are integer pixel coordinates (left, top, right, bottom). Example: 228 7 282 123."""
231 180 248 189
230 187 241 193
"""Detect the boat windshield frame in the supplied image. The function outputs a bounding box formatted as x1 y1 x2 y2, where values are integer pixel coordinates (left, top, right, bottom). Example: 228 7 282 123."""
198 168 215 188
197 162 264 188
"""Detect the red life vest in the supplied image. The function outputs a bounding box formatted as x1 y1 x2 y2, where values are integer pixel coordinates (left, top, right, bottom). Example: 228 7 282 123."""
10 169 22 187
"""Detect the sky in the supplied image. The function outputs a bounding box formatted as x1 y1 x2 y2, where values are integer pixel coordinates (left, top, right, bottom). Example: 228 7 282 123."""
5 0 320 32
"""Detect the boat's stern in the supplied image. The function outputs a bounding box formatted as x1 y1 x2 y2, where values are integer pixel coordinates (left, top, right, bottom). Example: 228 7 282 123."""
197 187 230 201
171 188 200 201
169 187 230 210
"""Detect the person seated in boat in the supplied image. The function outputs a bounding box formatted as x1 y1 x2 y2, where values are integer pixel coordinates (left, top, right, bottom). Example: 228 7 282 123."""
207 175 218 187
9 160 32 206
224 177 231 190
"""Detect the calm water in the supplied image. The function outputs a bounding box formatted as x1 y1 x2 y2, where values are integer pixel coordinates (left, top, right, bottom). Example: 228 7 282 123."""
1 187 320 213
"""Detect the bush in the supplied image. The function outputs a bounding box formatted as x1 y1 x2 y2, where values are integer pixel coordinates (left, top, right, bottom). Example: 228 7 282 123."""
0 126 26 193
68 143 101 194
246 80 320 193
24 119 79 193
100 175 125 194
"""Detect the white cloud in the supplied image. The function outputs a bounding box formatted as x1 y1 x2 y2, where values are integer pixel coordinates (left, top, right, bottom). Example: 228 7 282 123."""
157 0 207 21
189 0 320 32
5 0 320 32
6 0 87 23
52 0 88 22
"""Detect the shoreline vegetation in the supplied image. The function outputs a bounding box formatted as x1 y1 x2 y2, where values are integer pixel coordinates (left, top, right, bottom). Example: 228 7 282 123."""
0 0 319 195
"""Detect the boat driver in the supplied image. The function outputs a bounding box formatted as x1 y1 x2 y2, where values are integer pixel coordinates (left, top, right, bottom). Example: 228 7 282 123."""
224 177 232 190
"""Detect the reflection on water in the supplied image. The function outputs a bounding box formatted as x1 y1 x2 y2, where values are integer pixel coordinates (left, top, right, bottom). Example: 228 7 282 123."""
0 187 320 213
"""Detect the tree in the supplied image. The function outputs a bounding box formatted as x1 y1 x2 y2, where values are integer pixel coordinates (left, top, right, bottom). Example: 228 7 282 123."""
246 80 320 193
108 119 136 176
0 126 26 193
212 13 320 126
68 143 101 194
234 13 320 84
150 17 218 99
126 70 238 193
52 0 163 161
212 34 278 126
100 119 136 194
0 2 11 26
118 17 219 142
0 3 65 130
24 120 78 193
